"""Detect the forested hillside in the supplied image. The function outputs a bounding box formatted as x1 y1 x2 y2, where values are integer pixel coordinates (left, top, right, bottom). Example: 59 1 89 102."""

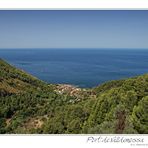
0 59 148 134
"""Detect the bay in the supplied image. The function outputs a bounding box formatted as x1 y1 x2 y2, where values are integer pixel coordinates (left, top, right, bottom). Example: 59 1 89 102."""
0 48 148 88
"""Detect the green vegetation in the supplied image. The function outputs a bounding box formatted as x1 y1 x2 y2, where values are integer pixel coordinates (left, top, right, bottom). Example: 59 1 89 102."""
0 59 148 134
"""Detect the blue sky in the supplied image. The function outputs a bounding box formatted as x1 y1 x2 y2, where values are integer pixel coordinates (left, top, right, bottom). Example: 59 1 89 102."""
0 10 148 49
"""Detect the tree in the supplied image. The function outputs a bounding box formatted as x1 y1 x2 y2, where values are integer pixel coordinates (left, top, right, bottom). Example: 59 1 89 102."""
132 96 148 134
0 118 6 133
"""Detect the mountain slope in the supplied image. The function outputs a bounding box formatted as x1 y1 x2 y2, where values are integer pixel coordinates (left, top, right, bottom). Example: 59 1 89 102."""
0 59 148 134
0 59 54 95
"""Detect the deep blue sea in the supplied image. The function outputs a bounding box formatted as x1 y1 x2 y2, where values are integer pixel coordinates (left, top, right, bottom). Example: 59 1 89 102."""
0 48 148 88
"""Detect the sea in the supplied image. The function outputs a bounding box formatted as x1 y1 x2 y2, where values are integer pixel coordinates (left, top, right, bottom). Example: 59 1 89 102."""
0 48 148 88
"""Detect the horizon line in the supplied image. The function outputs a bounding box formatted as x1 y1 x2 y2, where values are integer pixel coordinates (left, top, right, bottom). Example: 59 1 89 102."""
0 47 148 49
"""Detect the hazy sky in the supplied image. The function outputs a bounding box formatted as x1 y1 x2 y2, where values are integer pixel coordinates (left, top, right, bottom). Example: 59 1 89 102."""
0 10 148 49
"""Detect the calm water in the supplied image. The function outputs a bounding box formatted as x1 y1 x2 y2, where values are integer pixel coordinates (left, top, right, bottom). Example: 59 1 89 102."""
0 48 148 88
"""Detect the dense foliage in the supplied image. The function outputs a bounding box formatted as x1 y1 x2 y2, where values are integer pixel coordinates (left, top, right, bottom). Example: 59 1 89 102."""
0 59 148 134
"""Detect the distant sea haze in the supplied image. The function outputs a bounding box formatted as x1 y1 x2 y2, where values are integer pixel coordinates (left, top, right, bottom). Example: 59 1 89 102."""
0 48 148 88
